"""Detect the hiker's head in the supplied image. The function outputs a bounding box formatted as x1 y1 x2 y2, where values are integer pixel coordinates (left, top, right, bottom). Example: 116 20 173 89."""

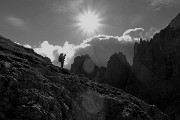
59 53 66 59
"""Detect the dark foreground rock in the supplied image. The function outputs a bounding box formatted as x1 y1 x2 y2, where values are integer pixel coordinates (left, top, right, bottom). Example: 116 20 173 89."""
0 35 169 120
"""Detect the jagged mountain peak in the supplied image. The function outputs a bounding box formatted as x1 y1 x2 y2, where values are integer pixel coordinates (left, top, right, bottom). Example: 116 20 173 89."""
169 13 180 30
127 12 180 120
71 52 132 90
109 52 129 65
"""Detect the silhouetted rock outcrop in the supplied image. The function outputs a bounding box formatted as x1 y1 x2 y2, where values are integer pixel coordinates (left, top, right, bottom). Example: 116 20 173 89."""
70 55 102 82
71 52 131 90
126 13 180 120
0 36 169 120
104 52 131 89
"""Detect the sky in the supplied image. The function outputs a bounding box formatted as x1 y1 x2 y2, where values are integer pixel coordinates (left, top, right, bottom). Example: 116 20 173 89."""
0 0 180 69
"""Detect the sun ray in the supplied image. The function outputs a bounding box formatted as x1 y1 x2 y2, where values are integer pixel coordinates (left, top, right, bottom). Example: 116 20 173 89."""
76 10 102 35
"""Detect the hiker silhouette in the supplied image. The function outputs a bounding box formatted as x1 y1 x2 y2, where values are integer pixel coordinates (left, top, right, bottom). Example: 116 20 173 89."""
58 53 66 68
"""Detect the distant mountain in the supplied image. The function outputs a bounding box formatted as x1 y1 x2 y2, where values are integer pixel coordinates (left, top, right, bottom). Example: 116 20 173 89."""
70 54 102 82
126 13 180 120
104 52 131 89
0 36 169 119
70 52 131 90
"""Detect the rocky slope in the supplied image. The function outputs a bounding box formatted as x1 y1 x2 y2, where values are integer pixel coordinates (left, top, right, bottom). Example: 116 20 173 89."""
126 13 180 119
70 52 131 90
0 35 169 120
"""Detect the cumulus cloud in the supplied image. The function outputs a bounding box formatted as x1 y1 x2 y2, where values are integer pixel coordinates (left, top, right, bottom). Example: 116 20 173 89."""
72 35 137 67
14 42 32 49
123 28 144 39
139 27 160 40
33 41 77 67
34 41 64 61
147 0 180 10
30 28 145 69
6 16 27 28
24 44 32 48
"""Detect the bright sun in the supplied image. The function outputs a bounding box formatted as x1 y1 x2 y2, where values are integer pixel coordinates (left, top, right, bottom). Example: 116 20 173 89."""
77 11 100 34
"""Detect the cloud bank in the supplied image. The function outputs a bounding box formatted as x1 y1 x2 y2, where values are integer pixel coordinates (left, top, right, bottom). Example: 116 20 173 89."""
25 28 154 69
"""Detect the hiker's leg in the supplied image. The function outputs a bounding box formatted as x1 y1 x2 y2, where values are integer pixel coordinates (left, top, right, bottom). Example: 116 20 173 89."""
61 62 63 68
62 61 64 68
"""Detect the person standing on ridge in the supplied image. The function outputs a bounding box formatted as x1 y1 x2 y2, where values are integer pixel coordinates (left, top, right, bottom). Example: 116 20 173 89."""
58 53 66 68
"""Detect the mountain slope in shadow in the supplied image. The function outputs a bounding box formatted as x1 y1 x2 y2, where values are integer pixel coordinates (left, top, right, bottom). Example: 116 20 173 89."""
0 35 169 120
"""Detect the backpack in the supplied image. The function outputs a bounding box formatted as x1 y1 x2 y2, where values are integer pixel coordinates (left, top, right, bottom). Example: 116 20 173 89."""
58 53 64 62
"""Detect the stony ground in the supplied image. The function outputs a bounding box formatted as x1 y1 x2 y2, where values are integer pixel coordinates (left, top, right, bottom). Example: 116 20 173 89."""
0 35 169 120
